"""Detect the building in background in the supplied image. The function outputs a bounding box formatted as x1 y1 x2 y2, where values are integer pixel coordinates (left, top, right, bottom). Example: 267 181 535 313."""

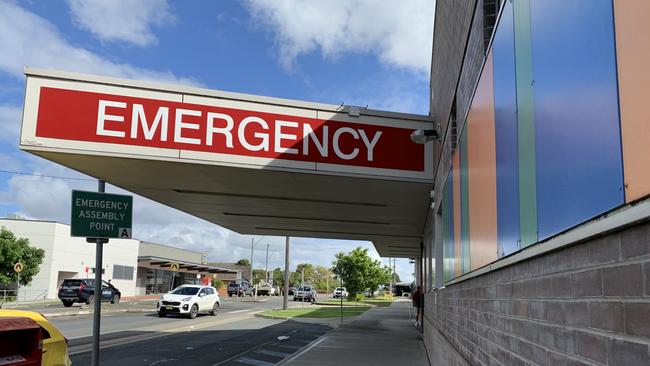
423 1 650 364
0 218 235 300
208 262 251 283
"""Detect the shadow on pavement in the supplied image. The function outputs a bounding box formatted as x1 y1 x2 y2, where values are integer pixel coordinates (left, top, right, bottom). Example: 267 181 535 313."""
69 320 331 366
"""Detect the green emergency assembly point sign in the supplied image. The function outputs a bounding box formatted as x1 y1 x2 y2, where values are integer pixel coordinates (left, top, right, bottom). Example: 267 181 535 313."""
71 190 133 239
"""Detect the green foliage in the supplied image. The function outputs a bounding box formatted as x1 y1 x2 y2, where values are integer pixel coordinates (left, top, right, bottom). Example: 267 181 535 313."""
271 267 284 287
312 265 334 292
212 278 225 290
236 259 251 266
0 227 45 287
252 269 267 284
331 247 388 299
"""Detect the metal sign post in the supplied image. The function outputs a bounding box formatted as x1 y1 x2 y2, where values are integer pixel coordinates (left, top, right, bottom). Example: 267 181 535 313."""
170 263 179 291
340 277 343 325
92 180 105 366
69 180 132 366
14 263 22 302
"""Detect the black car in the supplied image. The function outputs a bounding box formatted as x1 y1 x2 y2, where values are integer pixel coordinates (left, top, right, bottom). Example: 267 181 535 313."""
57 279 121 307
227 281 254 297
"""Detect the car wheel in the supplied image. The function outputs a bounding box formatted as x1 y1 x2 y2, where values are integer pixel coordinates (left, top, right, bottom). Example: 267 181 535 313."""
86 295 94 305
111 294 120 304
158 311 166 318
189 304 199 319
62 300 73 307
210 302 219 316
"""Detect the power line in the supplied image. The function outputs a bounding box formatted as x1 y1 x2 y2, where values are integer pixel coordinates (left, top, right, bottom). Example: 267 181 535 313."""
0 169 94 182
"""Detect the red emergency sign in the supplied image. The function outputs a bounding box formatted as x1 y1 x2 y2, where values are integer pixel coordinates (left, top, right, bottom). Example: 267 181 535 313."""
34 87 425 171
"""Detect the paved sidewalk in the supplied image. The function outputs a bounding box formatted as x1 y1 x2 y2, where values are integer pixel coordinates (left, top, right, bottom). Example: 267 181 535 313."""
283 300 430 366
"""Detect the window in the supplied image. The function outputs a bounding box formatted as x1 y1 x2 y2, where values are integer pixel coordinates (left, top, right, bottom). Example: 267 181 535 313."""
112 265 134 280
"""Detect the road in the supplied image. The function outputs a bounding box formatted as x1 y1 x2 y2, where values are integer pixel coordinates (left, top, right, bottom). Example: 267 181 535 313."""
39 296 331 365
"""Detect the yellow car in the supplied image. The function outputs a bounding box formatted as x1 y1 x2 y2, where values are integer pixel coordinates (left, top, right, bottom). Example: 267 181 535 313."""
0 309 72 366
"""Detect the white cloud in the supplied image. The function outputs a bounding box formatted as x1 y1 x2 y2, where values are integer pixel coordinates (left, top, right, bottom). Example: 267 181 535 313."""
244 0 434 74
0 105 21 143
0 1 195 84
66 0 175 47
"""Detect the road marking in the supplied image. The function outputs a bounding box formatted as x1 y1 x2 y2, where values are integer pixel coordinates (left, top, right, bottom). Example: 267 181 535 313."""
255 349 291 358
235 357 273 366
227 309 249 314
280 332 331 364
68 313 257 355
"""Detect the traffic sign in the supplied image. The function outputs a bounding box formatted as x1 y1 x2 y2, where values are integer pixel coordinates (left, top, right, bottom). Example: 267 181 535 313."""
71 190 133 239
13 262 23 273
170 263 180 272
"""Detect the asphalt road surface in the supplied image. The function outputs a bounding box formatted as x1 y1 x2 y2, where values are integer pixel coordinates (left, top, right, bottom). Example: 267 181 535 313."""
44 296 331 365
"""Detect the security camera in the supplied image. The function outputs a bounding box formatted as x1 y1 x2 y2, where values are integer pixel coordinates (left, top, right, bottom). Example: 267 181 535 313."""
410 129 439 144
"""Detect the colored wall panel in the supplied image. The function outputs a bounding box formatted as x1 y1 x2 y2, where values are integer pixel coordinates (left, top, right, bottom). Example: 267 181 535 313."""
613 0 650 202
530 0 625 240
467 53 498 270
452 151 462 276
492 0 520 257
460 128 470 273
513 0 537 247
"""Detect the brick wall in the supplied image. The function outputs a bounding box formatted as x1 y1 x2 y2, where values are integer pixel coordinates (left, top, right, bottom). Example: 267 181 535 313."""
423 220 650 365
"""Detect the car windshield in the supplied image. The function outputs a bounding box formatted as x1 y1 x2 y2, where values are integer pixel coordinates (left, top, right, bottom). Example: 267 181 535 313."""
170 286 200 295
335 288 343 291
301 287 311 291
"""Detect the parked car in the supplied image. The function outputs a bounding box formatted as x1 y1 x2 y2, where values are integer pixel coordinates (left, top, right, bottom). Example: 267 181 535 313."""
227 281 255 297
332 287 348 299
57 279 121 307
257 281 277 296
158 285 220 319
0 309 72 366
293 286 317 302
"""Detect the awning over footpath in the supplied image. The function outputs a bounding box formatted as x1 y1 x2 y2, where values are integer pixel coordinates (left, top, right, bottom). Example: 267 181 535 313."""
138 256 238 274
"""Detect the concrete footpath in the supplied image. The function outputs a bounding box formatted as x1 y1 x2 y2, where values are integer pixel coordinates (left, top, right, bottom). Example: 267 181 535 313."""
283 300 430 366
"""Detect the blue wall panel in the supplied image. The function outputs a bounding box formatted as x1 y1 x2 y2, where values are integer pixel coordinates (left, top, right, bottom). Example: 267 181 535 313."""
530 0 624 239
492 0 520 257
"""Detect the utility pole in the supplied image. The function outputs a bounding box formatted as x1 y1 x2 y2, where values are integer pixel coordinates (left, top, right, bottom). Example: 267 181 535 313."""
265 244 270 282
283 237 290 310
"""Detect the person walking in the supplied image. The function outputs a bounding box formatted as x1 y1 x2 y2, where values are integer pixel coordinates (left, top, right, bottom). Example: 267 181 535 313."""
412 286 422 327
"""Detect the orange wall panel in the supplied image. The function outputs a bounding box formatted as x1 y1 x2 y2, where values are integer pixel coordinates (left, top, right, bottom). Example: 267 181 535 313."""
467 53 498 270
614 0 650 202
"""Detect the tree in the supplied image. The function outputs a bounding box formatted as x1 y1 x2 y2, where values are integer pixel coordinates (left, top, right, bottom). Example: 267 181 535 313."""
271 267 284 287
252 269 268 284
331 247 385 299
212 278 225 290
0 227 45 287
236 259 251 266
312 265 334 292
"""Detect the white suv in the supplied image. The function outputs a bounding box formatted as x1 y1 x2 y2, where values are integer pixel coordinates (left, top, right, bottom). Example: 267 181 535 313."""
332 287 348 299
158 285 220 319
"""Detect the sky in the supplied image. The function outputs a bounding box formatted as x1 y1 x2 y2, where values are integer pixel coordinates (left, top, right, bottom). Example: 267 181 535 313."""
0 0 435 283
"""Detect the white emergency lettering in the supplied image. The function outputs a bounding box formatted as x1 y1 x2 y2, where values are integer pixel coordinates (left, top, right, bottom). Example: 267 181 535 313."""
94 100 383 163
332 127 359 160
97 100 126 138
274 120 298 154
239 116 269 151
131 104 169 141
174 109 202 145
